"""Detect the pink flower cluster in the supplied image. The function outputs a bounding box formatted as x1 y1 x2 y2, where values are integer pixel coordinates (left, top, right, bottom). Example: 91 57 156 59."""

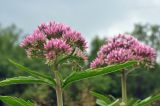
20 29 45 47
38 22 87 50
20 21 87 63
90 34 156 68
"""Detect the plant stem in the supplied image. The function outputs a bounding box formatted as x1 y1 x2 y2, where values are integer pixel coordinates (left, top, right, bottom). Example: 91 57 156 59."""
121 70 127 106
54 68 63 106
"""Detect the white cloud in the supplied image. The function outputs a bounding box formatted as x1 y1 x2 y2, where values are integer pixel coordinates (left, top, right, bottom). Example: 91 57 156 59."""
94 12 145 39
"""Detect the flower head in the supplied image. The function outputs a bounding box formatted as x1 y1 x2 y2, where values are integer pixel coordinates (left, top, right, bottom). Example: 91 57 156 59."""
20 21 87 64
90 34 156 68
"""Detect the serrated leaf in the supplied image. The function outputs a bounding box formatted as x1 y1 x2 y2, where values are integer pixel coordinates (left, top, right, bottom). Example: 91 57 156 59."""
91 91 112 104
0 76 55 87
62 61 136 88
0 96 34 106
9 59 56 87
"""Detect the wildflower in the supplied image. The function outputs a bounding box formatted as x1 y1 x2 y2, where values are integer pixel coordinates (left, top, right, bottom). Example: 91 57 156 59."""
90 34 156 68
20 21 87 64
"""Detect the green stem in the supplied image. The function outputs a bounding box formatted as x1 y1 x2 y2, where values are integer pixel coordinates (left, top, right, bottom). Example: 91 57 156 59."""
121 70 127 106
54 68 63 106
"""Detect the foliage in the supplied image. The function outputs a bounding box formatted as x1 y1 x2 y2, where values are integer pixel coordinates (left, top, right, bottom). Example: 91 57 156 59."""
0 96 34 106
0 59 136 105
91 91 119 106
62 61 136 88
91 91 160 106
0 25 55 105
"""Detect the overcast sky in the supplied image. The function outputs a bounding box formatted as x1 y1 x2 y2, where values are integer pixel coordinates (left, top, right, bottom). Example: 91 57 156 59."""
1 0 160 46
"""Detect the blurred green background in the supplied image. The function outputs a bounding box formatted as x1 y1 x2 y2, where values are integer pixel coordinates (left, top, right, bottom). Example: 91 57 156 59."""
0 23 160 106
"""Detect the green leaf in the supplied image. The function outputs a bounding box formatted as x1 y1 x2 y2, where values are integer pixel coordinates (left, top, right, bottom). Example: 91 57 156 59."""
96 99 108 106
0 76 55 87
108 99 119 106
0 96 34 106
133 93 160 106
96 98 119 106
9 59 56 87
62 61 136 88
91 91 119 106
127 98 139 106
91 91 112 104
